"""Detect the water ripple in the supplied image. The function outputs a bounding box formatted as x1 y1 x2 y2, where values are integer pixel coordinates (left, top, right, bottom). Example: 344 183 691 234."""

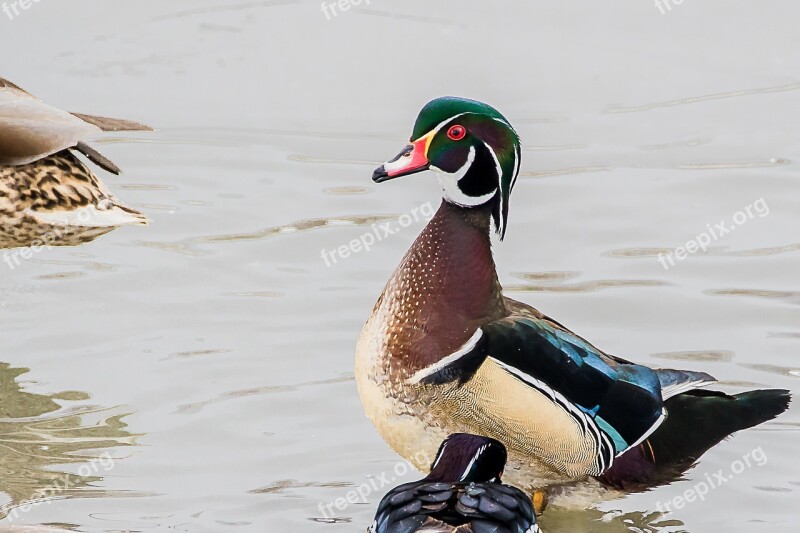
357 8 467 27
678 158 790 169
175 374 353 415
518 166 613 179
506 279 668 293
511 271 582 283
194 214 396 244
607 82 800 114
151 0 296 22
652 350 734 363
707 288 800 305
250 479 352 495
740 363 800 378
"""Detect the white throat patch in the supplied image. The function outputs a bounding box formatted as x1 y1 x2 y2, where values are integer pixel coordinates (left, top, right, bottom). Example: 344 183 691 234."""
433 145 498 207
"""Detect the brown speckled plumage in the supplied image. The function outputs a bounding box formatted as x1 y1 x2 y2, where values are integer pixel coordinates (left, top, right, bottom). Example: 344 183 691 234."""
0 77 150 249
357 98 616 492
357 201 603 490
379 201 506 378
0 150 146 248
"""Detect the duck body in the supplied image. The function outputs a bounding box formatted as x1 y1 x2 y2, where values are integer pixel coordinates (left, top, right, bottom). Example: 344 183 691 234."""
369 433 539 533
356 96 791 495
0 77 149 249
357 201 663 488
0 150 147 248
356 201 609 487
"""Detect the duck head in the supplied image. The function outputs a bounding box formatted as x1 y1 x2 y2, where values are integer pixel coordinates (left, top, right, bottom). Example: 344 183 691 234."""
373 97 521 239
425 433 508 483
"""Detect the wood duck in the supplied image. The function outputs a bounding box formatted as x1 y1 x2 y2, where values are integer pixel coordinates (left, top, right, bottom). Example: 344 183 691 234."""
369 433 540 533
0 77 149 249
355 96 791 497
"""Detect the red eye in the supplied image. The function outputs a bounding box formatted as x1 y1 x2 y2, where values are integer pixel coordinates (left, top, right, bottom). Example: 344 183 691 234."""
447 125 466 141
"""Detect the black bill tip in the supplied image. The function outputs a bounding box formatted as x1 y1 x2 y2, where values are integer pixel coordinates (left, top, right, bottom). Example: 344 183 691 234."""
372 165 391 183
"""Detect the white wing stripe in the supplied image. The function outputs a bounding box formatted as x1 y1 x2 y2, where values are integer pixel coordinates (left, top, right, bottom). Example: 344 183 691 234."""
619 407 666 456
661 379 715 400
406 329 484 385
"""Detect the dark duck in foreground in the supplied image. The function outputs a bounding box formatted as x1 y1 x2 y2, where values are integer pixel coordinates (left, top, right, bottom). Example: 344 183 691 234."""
355 96 791 501
370 433 539 533
0 77 150 249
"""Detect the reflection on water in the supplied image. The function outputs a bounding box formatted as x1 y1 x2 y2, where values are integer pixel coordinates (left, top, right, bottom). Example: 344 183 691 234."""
707 288 800 304
652 350 734 363
0 363 136 518
506 276 668 293
2 1 798 531
135 213 401 256
175 374 352 415
518 166 613 179
540 507 679 533
740 363 800 379
250 479 352 495
196 215 397 244
678 158 789 170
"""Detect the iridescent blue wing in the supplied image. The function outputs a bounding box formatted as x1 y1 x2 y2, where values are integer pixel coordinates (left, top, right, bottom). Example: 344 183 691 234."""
409 303 714 462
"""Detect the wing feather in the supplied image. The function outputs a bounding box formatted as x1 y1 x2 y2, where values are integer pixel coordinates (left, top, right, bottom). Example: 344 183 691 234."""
412 300 715 464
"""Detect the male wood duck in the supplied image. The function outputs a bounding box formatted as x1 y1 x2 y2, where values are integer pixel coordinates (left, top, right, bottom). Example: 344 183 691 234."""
0 77 149 249
355 96 791 499
369 433 539 533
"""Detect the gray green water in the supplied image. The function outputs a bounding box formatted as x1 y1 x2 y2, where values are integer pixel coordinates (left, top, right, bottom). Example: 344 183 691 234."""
1 1 798 531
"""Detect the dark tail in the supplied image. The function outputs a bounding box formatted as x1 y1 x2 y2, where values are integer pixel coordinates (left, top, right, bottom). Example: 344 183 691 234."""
599 389 791 489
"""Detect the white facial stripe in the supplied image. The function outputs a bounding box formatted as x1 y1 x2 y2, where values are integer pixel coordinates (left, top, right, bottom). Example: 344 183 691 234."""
498 143 519 236
492 116 512 128
482 141 503 182
451 145 476 181
417 112 517 212
433 146 498 207
417 111 470 142
416 111 508 143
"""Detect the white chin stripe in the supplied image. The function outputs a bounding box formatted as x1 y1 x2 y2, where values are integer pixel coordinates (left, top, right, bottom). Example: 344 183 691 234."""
433 146 497 207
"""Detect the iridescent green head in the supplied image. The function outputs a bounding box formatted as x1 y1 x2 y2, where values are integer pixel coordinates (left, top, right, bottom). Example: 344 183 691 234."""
373 97 521 239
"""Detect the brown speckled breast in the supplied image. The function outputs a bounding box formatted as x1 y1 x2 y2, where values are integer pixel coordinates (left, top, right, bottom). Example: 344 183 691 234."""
376 201 506 380
355 201 509 475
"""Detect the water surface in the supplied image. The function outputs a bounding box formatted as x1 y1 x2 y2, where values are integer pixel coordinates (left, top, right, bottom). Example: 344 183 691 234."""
1 1 798 531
